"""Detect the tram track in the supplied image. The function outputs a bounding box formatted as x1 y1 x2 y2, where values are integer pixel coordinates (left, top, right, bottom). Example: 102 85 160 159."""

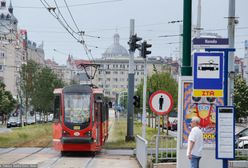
8 140 53 165
0 148 17 156
84 154 96 168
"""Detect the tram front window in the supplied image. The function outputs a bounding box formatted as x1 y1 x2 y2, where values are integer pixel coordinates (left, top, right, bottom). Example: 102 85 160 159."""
64 94 90 128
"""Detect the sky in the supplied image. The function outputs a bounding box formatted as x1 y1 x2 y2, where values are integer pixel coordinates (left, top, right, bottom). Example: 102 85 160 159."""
9 0 248 65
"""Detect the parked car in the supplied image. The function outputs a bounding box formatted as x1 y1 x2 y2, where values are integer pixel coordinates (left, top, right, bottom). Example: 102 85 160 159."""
235 127 248 148
171 120 178 131
48 114 54 122
7 117 21 128
237 136 248 149
163 120 171 130
24 116 35 125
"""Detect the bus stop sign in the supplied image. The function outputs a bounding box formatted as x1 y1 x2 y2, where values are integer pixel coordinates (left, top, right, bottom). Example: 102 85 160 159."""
149 90 173 115
193 52 224 97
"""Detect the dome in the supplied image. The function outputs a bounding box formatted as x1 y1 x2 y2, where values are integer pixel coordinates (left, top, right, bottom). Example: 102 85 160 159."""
102 33 129 58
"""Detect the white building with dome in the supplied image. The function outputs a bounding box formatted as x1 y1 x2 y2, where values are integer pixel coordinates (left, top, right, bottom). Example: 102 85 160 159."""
102 33 129 58
93 33 168 100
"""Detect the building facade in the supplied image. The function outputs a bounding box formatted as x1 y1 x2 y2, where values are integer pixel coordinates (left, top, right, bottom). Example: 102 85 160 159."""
0 0 45 99
93 33 178 100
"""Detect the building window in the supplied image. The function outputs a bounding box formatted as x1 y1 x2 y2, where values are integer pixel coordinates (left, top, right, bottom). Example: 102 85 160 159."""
0 65 3 71
137 72 139 75
106 71 111 74
113 78 118 82
120 71 124 75
114 71 118 74
0 51 4 58
107 78 111 81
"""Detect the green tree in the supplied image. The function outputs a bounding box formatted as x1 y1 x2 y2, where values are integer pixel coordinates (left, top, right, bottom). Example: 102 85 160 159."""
19 60 40 112
31 67 64 119
136 72 178 129
0 82 17 123
234 75 248 121
136 72 178 110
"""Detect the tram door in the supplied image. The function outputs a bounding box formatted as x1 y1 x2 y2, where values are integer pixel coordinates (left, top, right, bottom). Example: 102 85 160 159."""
95 99 102 146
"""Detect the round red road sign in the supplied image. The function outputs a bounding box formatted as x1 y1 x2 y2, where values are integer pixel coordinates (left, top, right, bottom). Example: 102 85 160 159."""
149 90 173 115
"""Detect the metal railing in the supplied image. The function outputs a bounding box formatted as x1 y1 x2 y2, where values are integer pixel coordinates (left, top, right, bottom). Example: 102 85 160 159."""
149 135 177 163
136 135 148 168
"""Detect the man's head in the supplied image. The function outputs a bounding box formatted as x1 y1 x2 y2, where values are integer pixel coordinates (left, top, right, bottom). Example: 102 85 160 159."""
190 116 200 128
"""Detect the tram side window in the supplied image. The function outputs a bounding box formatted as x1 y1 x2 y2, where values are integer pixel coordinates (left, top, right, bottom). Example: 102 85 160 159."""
54 95 61 121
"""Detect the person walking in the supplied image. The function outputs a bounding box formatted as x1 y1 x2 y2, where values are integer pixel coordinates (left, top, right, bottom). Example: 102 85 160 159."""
187 116 203 168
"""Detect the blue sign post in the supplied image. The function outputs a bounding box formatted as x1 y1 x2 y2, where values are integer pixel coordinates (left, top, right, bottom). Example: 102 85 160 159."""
193 52 224 97
205 48 235 168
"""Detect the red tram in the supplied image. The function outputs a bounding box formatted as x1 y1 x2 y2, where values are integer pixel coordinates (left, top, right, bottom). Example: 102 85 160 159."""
52 84 109 154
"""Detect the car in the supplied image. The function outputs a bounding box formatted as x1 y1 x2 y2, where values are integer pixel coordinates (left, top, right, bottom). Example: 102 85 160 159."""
171 120 178 131
237 136 248 149
235 128 248 141
163 120 171 130
235 127 248 148
25 116 35 125
48 114 54 122
7 117 21 128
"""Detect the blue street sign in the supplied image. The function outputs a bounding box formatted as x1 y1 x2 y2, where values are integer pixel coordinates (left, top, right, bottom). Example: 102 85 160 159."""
193 52 224 97
193 38 229 46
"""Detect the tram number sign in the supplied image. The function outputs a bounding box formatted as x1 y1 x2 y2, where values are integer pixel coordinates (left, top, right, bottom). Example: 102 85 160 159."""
149 90 173 116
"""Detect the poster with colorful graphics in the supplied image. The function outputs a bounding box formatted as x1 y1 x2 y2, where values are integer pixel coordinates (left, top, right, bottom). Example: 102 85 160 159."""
182 82 223 147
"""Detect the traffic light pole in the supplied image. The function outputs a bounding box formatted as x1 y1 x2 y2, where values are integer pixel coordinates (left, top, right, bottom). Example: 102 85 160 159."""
126 19 135 141
142 56 148 138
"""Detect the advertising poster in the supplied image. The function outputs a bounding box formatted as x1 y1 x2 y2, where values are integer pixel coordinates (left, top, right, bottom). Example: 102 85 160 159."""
182 82 223 147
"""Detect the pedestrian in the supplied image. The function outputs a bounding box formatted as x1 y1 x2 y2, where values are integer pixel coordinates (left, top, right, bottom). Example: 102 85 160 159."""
187 116 203 168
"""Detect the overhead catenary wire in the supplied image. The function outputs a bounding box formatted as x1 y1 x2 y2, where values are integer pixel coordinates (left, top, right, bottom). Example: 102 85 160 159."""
63 0 80 33
40 0 96 62
51 0 97 61
15 0 124 9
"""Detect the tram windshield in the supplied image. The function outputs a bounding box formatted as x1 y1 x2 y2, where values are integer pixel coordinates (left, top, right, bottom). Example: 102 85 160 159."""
64 93 90 124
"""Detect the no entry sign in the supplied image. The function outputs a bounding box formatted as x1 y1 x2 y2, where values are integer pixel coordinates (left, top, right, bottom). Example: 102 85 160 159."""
149 90 173 115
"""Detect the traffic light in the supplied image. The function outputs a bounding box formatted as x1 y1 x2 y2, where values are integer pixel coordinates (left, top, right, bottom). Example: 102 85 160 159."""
133 95 140 108
128 34 142 52
141 41 152 58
